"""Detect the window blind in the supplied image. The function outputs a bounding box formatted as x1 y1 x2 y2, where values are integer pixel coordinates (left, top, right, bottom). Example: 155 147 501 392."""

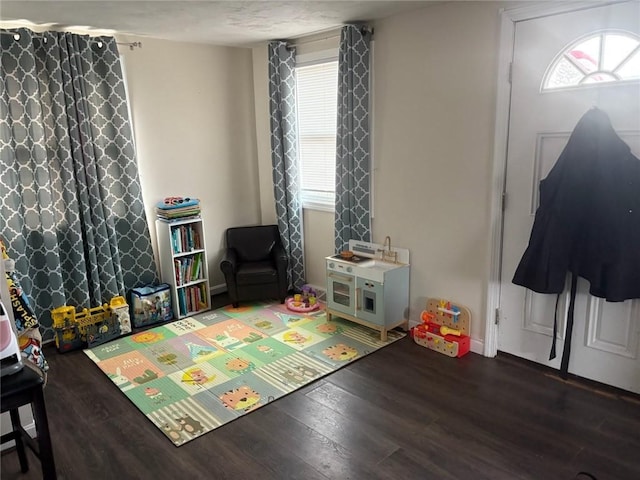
296 60 339 211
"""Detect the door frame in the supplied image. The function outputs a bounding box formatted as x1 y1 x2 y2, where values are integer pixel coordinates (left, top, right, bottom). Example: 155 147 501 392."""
484 1 616 357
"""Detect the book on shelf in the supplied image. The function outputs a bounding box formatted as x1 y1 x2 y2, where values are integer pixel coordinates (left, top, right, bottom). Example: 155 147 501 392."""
192 253 201 281
155 203 201 220
157 214 202 224
173 254 203 285
175 284 208 317
170 224 202 254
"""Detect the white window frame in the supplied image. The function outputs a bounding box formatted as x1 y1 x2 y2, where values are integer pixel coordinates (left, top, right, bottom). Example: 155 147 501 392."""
296 48 339 212
541 29 640 91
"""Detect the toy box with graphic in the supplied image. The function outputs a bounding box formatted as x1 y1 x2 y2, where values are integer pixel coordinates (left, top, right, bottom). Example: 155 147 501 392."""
410 298 471 358
130 284 173 328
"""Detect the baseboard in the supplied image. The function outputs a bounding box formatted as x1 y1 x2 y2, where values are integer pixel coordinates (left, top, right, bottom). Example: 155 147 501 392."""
470 338 484 355
210 283 227 296
209 283 327 301
302 283 326 302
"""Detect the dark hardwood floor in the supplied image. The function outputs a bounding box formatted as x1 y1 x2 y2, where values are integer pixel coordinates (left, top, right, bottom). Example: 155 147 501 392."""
2 299 639 479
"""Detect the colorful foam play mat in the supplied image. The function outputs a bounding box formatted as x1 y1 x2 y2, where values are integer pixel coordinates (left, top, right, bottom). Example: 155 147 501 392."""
85 301 405 446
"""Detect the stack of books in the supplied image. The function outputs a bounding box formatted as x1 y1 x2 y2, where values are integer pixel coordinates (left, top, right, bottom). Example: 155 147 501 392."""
155 197 201 220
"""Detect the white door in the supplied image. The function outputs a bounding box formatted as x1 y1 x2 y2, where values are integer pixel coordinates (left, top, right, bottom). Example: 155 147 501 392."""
499 1 640 393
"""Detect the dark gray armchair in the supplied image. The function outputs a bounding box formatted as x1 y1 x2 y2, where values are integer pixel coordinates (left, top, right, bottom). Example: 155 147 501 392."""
220 225 289 308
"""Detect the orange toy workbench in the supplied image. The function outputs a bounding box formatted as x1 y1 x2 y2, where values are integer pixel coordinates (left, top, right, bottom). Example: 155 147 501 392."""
411 298 471 358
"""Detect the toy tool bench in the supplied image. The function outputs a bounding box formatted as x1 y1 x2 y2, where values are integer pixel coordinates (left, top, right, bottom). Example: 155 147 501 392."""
411 298 471 358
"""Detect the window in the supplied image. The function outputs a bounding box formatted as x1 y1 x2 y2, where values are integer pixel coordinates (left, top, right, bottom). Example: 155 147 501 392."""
296 58 339 211
542 31 640 91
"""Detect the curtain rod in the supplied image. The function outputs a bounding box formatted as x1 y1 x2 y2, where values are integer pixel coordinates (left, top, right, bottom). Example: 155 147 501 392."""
117 41 142 50
1 31 142 50
287 25 374 48
291 32 340 47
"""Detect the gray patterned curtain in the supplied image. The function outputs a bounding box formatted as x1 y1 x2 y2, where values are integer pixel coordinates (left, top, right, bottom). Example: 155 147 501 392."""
334 25 372 253
0 28 157 340
268 41 305 291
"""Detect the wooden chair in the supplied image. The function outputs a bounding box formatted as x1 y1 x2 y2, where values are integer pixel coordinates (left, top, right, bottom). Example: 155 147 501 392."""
1 366 57 479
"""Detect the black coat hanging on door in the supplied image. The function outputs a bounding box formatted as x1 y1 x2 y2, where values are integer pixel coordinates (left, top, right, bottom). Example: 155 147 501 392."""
512 108 640 376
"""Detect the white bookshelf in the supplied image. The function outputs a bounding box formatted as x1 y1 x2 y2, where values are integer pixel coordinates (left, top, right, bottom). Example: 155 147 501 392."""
155 217 210 319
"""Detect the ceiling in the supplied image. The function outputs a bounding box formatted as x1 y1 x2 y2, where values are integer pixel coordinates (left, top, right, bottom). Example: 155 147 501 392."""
0 1 439 47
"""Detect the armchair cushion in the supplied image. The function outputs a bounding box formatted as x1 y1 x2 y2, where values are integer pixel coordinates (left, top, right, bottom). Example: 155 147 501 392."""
236 261 278 285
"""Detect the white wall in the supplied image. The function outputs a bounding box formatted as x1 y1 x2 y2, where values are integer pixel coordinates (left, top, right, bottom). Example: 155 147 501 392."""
371 2 501 343
117 36 260 289
253 1 503 347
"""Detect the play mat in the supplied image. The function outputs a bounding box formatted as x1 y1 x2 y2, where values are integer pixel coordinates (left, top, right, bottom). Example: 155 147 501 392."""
85 301 405 446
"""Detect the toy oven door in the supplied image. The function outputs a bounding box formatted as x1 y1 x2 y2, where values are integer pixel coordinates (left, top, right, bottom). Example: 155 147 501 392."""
327 271 355 316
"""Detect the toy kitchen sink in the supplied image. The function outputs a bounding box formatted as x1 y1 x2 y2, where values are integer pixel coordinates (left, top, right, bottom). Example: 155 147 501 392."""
326 239 410 340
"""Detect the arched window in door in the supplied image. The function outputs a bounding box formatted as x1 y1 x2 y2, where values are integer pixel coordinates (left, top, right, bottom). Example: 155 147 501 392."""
542 31 640 90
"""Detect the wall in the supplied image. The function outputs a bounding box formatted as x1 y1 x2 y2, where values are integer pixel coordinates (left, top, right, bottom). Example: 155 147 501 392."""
253 1 503 348
118 36 260 289
372 2 501 344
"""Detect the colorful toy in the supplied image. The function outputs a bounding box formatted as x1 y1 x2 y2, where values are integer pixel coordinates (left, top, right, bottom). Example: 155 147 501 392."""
0 299 23 376
285 285 320 313
52 296 127 352
156 197 200 210
110 296 132 334
2 237 49 372
440 325 461 337
421 310 435 323
410 297 471 358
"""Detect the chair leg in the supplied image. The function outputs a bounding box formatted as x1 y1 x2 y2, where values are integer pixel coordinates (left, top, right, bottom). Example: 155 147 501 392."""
32 388 57 480
9 408 29 473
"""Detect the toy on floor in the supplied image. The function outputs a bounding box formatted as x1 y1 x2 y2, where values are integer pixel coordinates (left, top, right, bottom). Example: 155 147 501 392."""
52 296 128 352
2 237 49 372
410 298 471 358
285 285 320 313
129 284 173 327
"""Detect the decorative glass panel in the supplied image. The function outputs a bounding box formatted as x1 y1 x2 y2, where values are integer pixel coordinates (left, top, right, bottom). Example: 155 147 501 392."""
571 36 601 74
543 31 640 90
603 34 637 70
617 50 640 79
546 57 584 89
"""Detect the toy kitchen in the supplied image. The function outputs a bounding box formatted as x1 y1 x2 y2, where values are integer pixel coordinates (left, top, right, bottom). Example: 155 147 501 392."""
325 238 409 341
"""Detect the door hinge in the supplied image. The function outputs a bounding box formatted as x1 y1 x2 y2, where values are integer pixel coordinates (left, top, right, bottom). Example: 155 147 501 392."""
495 308 500 325
501 191 507 212
508 62 513 83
